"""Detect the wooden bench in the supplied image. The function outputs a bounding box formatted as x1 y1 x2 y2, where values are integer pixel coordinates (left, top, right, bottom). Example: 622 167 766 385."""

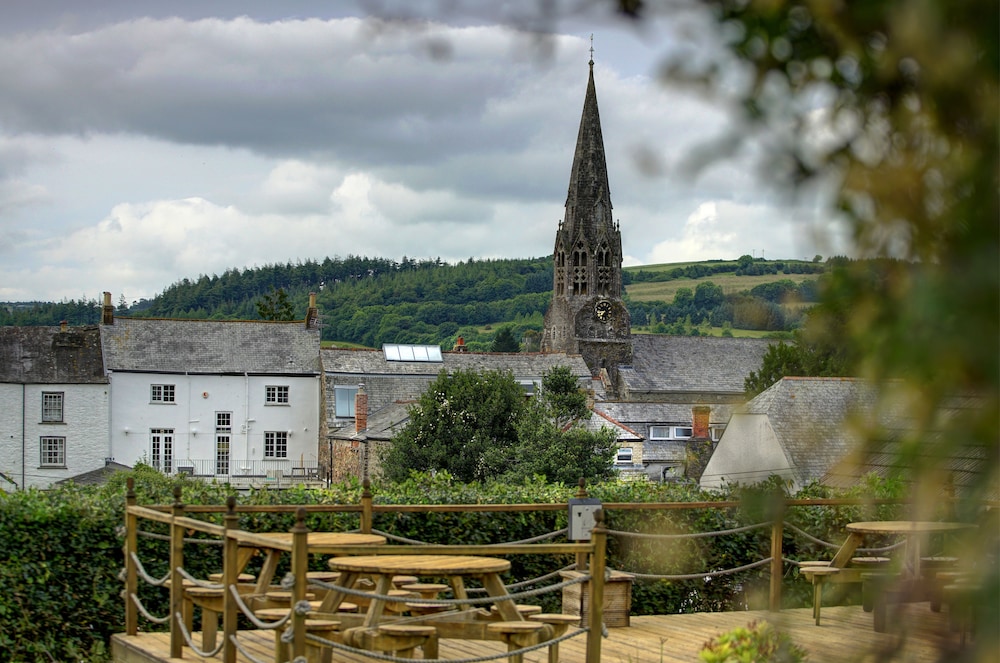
799 566 840 625
487 621 546 663
343 624 438 659
263 614 340 663
530 613 579 663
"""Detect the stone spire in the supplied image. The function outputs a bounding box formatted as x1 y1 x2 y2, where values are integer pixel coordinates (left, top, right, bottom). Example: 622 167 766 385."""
563 55 613 241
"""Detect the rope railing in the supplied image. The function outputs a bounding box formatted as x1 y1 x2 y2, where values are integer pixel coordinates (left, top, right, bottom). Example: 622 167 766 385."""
129 551 170 587
605 521 771 540
127 592 171 625
783 521 908 554
626 558 774 581
308 570 591 607
304 624 589 663
121 478 947 663
174 612 226 659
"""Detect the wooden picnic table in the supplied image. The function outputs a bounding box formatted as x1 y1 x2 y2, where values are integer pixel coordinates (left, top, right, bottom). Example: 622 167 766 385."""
322 554 522 624
231 531 386 593
830 521 974 577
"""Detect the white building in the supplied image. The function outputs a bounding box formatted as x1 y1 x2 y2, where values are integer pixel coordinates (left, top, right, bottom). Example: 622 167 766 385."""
0 324 110 490
100 302 323 486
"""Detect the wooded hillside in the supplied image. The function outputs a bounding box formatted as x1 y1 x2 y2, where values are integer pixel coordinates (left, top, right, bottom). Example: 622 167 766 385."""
0 255 828 350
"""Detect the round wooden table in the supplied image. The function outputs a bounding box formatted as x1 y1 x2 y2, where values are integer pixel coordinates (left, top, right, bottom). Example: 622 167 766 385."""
325 555 519 626
844 521 974 577
235 531 387 592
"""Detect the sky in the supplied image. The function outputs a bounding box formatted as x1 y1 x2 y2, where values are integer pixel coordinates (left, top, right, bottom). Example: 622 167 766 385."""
0 0 849 304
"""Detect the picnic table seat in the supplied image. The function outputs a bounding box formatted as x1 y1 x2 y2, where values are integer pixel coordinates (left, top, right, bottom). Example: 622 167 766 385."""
530 613 580 663
487 621 546 663
799 566 840 625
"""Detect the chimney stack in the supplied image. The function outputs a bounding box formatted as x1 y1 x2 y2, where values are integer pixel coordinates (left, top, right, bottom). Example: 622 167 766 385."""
60 320 68 332
354 383 368 433
305 292 319 329
692 406 711 439
101 292 114 325
453 336 467 352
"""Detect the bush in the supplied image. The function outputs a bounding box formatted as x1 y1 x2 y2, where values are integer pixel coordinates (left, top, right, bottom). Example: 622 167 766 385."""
699 620 807 663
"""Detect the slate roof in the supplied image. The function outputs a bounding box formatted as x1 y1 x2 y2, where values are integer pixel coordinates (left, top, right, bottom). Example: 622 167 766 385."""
331 401 415 441
0 325 107 384
101 318 321 374
740 377 882 486
822 394 996 499
575 409 642 441
322 348 593 381
595 401 735 427
56 461 132 486
621 335 774 395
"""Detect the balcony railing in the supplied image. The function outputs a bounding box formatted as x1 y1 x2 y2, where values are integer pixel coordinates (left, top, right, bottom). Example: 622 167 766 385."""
171 459 321 485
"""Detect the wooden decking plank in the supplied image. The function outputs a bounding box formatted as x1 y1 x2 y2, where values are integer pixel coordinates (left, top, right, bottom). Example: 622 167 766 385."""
112 603 973 663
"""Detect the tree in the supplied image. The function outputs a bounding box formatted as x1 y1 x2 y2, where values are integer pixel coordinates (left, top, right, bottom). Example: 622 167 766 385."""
255 287 295 321
381 366 616 485
380 368 525 483
744 338 849 398
539 365 590 428
489 326 520 352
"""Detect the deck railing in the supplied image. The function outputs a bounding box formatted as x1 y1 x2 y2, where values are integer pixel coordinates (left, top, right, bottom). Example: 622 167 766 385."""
123 479 607 663
122 480 977 662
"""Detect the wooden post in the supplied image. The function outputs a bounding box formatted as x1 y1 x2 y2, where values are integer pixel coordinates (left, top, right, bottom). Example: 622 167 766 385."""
586 508 606 663
360 479 373 534
124 477 138 635
170 484 185 658
222 496 239 663
290 507 309 661
769 497 786 612
575 478 589 573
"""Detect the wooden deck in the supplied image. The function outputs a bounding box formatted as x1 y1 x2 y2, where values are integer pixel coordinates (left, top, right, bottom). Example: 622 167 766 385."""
111 602 977 663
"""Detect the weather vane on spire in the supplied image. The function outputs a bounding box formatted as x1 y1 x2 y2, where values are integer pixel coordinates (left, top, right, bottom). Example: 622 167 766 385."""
589 34 594 62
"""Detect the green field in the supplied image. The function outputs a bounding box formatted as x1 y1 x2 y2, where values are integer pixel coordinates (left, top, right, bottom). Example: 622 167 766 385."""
626 271 819 303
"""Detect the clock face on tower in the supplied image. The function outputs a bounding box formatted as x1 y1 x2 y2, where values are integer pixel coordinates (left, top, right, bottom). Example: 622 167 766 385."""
595 300 612 321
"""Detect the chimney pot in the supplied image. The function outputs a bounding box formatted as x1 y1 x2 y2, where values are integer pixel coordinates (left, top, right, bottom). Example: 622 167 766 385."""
60 320 68 332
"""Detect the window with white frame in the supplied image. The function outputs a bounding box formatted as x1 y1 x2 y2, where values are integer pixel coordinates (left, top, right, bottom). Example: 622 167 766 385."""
264 431 288 458
150 428 174 473
151 384 176 403
216 412 232 476
265 385 289 405
649 426 670 440
615 447 633 464
40 436 65 467
334 385 357 417
649 425 693 440
41 392 64 422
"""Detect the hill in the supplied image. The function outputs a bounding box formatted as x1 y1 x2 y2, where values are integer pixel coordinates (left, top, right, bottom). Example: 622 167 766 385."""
0 255 826 349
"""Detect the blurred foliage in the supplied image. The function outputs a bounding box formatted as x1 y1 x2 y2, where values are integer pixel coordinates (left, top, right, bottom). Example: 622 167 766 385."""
653 1 998 658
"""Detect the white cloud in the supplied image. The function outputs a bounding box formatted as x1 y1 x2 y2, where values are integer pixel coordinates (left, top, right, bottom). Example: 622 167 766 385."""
0 7 839 303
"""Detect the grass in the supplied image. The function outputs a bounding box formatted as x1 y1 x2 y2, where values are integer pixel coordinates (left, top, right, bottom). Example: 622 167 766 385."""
625 272 820 303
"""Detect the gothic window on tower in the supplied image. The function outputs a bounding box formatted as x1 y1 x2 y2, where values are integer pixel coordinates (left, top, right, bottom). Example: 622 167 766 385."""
596 245 611 295
573 247 588 296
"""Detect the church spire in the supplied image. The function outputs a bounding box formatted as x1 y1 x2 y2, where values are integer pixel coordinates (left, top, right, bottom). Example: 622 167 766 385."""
563 44 613 239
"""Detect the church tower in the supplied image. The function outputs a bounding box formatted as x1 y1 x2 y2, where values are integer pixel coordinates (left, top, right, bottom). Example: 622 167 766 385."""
542 52 632 379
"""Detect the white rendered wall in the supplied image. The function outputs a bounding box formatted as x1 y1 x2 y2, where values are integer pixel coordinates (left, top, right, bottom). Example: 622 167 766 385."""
108 372 321 473
0 383 110 489
699 413 795 490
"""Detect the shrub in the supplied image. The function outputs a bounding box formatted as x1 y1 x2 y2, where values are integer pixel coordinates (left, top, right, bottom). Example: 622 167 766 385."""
699 620 807 663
